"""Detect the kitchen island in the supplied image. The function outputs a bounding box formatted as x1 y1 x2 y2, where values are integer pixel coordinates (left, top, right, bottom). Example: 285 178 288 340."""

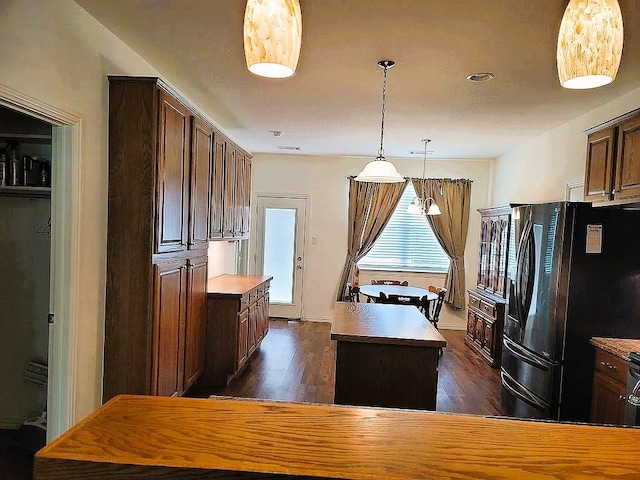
35 395 640 479
331 301 446 410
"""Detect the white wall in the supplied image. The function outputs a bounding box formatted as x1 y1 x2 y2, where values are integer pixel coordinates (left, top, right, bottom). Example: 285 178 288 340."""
492 86 640 204
250 154 493 329
0 0 169 424
207 241 238 278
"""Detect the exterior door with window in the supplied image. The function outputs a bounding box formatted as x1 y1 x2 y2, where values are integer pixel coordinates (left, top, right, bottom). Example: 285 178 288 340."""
255 196 307 319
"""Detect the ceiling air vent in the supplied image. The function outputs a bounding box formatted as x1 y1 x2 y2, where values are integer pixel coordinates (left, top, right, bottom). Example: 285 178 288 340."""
277 145 301 151
409 150 433 155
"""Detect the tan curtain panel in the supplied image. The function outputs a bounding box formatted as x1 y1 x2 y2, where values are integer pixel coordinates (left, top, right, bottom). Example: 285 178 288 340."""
336 178 408 301
412 178 472 309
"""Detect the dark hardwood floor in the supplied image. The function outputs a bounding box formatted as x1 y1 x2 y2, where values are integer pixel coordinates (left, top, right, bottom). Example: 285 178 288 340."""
191 319 502 416
0 428 36 480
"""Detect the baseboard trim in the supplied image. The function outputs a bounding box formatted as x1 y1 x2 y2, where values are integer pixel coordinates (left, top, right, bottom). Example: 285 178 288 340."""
302 316 332 323
436 321 466 331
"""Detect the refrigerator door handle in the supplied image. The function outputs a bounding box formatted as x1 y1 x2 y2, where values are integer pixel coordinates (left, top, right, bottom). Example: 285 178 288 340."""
501 370 548 411
514 215 535 327
503 336 555 371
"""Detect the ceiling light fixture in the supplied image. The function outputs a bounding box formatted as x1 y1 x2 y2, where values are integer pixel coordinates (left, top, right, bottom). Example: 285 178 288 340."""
354 60 404 183
407 139 441 216
243 0 302 79
557 0 623 89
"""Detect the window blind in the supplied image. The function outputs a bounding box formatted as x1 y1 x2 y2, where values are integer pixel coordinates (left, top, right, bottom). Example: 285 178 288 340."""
358 183 450 273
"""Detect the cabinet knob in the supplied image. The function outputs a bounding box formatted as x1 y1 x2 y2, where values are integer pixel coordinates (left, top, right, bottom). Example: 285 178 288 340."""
600 361 616 370
612 188 616 195
619 394 627 402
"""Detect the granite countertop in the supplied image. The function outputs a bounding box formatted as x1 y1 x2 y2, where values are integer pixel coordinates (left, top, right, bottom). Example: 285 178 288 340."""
590 337 640 360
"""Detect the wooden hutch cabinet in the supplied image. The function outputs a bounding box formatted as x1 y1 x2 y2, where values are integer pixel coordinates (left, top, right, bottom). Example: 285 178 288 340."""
104 77 215 401
584 108 640 204
466 205 511 367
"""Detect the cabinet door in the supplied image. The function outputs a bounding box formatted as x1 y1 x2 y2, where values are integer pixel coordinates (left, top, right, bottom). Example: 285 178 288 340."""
584 127 615 202
241 156 252 238
209 133 225 239
189 118 212 250
477 218 490 289
487 218 500 294
223 143 236 238
237 308 249 370
156 90 189 254
495 215 510 298
614 115 640 201
482 319 494 357
234 150 245 237
474 317 484 347
466 309 476 341
184 255 208 391
248 302 258 356
152 259 186 397
591 371 627 425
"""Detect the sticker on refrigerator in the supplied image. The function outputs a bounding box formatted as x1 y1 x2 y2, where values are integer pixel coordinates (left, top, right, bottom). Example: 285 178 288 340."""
586 224 602 254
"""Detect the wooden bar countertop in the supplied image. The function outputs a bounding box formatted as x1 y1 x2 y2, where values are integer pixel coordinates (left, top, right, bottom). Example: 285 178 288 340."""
206 274 273 297
34 395 640 479
331 301 446 347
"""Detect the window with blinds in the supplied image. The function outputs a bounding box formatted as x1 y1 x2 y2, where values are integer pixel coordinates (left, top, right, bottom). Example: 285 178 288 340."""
358 183 450 273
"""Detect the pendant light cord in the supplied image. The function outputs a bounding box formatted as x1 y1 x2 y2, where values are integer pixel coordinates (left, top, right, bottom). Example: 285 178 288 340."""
377 65 389 160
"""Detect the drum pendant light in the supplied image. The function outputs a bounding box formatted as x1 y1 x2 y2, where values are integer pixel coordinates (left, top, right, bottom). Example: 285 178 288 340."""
355 60 404 183
557 0 624 89
244 0 302 79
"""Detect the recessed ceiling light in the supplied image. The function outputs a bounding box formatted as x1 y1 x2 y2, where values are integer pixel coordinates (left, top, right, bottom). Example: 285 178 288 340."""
409 150 434 155
276 145 301 151
466 72 495 82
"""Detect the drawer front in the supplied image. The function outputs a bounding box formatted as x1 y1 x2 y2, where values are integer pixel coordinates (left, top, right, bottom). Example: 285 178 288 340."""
479 300 495 318
469 293 481 310
594 349 627 384
241 292 251 310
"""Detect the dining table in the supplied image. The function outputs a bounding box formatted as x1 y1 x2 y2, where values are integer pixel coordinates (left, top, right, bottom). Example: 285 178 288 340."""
359 284 437 304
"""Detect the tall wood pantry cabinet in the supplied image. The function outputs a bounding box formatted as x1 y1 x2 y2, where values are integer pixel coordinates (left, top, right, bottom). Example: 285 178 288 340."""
103 77 214 401
466 205 511 367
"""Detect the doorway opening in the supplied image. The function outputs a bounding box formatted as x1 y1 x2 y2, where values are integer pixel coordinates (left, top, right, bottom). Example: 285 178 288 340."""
0 84 81 444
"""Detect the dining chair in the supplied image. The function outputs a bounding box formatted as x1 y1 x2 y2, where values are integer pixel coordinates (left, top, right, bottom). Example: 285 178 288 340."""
346 282 360 302
370 279 409 286
379 292 424 310
427 286 447 329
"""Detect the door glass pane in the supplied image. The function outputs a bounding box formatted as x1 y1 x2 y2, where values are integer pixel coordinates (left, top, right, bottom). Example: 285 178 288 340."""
263 207 296 304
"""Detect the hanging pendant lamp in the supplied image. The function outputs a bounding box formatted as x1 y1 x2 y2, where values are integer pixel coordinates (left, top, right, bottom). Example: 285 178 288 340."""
354 60 404 183
407 139 441 216
244 0 302 79
557 0 624 89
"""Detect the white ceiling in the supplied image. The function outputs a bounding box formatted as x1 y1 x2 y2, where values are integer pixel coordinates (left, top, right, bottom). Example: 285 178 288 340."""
75 0 640 160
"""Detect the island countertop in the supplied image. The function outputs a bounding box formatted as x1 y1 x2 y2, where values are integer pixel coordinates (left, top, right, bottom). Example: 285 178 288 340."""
34 395 640 479
331 301 446 347
206 273 273 296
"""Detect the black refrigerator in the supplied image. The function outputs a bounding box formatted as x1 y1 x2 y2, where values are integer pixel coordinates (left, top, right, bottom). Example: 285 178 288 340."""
501 201 640 422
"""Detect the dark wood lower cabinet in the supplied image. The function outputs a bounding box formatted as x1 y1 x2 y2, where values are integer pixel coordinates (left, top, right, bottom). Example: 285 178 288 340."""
465 290 504 367
591 348 628 425
152 259 187 397
202 274 273 387
183 255 208 390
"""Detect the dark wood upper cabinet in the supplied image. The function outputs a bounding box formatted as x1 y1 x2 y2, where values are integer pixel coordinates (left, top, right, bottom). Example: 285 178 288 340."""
156 91 189 254
584 109 640 205
222 143 237 238
614 115 640 201
241 157 252 237
209 133 225 239
234 149 245 238
189 117 213 250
